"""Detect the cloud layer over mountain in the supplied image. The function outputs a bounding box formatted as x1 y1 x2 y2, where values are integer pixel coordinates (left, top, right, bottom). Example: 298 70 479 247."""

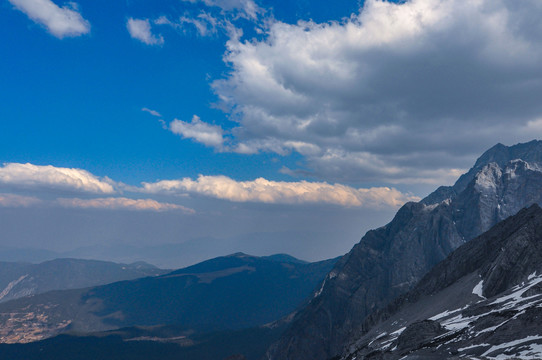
188 0 542 184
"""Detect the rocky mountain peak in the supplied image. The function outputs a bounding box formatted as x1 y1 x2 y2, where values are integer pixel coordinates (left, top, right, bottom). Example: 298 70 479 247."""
266 140 542 360
454 140 542 193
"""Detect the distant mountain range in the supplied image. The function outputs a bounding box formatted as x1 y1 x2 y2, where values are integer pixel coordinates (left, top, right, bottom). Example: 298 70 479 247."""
0 252 337 344
5 140 542 360
268 140 542 360
0 230 341 269
0 258 168 303
343 204 542 359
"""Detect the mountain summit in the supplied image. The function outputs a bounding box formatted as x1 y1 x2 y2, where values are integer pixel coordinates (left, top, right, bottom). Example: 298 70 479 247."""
267 140 542 360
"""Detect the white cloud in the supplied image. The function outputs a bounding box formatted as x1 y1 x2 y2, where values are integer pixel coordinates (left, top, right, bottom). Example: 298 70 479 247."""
209 0 542 185
57 197 195 213
141 107 162 117
127 18 164 45
166 0 263 39
155 13 219 37
140 175 419 208
0 193 42 207
182 0 263 20
169 115 226 149
142 107 168 129
8 0 90 38
0 163 115 194
186 13 218 37
183 12 219 36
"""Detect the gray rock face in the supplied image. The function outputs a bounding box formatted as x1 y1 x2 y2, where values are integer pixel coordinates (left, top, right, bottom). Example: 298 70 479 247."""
343 204 542 360
266 140 542 360
396 320 444 351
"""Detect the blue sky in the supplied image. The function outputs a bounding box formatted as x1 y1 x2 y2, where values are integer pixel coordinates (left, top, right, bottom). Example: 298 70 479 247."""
0 0 361 185
1 0 541 266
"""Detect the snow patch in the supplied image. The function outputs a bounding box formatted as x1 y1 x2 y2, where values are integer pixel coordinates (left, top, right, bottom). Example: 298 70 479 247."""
368 332 387 346
390 326 406 336
441 314 472 331
315 271 338 298
512 342 542 359
481 335 542 357
429 305 468 321
490 274 542 306
314 279 326 298
423 203 439 212
457 343 491 352
475 320 510 335
0 275 28 301
472 279 486 299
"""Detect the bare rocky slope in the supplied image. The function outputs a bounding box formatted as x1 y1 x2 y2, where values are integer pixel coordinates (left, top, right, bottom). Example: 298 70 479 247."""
343 204 542 359
266 140 542 360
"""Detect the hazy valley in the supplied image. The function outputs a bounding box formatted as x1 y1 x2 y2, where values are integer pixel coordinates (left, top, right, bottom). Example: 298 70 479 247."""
4 141 542 360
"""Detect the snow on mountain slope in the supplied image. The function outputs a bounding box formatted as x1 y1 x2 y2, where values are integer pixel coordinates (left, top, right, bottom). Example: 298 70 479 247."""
343 205 542 360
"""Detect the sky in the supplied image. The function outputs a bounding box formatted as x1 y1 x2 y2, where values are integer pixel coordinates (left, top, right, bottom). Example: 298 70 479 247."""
0 0 541 267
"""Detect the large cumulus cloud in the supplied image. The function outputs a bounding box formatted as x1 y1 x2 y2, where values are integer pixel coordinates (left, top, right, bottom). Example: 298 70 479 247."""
203 0 542 185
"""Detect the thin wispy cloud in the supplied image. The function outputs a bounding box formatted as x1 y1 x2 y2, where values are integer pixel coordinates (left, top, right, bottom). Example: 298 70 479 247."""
182 0 263 20
0 193 42 207
156 13 220 37
141 107 162 117
127 18 164 45
140 175 420 208
0 163 115 194
8 0 90 38
156 0 264 40
57 197 195 213
179 12 219 36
